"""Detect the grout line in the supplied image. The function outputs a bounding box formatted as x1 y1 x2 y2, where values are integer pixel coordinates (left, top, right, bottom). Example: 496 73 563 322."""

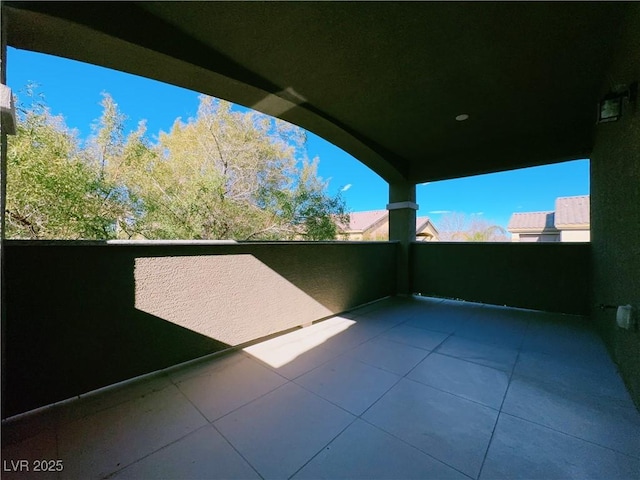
195 379 292 425
401 333 454 378
356 366 407 419
378 331 451 352
399 376 502 413
341 348 430 378
348 326 485 479
356 417 475 480
101 424 212 479
476 318 529 479
286 416 359 479
497 411 640 461
289 378 363 420
170 377 217 423
287 326 467 480
211 423 266 480
166 373 289 479
433 349 516 374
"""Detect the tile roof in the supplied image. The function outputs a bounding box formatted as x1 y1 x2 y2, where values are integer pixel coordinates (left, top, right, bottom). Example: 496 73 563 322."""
416 216 437 234
342 210 388 232
340 211 437 234
555 195 590 227
507 211 557 231
507 195 590 232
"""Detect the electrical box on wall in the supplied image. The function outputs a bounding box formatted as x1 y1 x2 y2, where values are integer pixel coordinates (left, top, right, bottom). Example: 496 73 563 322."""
616 305 636 330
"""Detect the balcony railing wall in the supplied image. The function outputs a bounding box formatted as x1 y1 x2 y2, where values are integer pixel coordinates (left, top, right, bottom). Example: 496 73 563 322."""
411 242 591 315
2 240 397 418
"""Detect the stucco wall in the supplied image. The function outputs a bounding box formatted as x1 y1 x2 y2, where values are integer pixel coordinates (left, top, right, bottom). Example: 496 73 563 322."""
3 241 396 418
560 229 590 242
411 242 590 314
590 3 640 408
364 220 389 241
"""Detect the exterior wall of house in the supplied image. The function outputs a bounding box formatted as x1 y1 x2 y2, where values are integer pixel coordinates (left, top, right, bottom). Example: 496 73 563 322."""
3 241 397 418
411 242 591 315
416 223 439 241
364 221 389 240
340 232 364 241
560 229 590 242
516 233 561 243
511 230 589 242
590 2 640 408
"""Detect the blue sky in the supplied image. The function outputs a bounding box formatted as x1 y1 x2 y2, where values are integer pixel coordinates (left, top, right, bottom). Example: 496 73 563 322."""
8 48 589 230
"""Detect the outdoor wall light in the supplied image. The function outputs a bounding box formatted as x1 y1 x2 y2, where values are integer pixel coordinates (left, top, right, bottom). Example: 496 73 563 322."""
597 82 637 123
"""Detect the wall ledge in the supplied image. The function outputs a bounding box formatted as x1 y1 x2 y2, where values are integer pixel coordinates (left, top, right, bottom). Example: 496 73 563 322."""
3 239 399 247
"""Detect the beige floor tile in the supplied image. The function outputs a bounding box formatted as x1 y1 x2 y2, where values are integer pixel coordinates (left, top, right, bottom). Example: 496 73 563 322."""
174 354 287 421
364 378 498 478
214 382 354 479
295 357 400 415
408 353 510 409
481 413 640 479
293 419 468 479
111 425 260 479
346 337 429 376
58 385 207 479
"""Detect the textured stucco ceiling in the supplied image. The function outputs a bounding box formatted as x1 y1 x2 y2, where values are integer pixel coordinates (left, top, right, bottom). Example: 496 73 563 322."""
4 2 630 183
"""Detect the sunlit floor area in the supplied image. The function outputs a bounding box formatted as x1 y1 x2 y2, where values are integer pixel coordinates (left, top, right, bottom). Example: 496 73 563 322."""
2 296 639 480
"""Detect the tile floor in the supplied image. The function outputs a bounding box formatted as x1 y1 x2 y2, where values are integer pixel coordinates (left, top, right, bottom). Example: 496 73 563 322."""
2 296 639 479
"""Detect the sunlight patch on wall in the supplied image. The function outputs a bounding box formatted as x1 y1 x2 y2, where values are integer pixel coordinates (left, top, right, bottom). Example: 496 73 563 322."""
134 255 335 346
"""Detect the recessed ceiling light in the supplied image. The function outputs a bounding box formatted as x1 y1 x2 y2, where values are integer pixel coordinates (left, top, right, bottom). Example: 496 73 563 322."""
455 114 470 121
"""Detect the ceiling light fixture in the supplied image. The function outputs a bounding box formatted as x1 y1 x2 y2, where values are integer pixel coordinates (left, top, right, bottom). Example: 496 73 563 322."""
455 114 469 121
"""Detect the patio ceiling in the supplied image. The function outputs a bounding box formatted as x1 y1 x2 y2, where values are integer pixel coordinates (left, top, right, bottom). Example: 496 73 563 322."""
4 2 630 183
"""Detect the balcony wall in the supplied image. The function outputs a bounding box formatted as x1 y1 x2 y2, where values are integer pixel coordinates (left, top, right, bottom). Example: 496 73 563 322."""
590 2 640 409
2 240 397 418
411 242 591 315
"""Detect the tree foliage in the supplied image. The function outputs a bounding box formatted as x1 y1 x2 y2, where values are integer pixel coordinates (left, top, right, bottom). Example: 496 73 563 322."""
437 212 508 242
6 91 348 241
6 90 127 239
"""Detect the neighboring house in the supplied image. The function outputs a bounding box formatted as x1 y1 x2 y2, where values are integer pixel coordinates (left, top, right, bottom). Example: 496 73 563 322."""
508 195 590 242
554 195 590 241
338 210 439 241
416 216 440 241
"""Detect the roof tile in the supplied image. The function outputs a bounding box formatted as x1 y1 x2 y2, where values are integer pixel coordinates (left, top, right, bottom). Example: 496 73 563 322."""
555 195 589 226
343 210 387 232
508 211 556 231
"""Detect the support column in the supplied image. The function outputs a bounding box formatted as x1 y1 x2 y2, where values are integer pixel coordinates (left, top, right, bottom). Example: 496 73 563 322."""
388 182 417 295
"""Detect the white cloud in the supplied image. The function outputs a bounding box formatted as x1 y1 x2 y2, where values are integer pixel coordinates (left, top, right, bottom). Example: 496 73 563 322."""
471 212 484 216
428 210 451 214
340 184 352 192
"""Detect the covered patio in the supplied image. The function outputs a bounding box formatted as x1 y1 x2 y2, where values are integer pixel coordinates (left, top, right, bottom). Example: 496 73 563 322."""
1 3 639 479
3 296 638 479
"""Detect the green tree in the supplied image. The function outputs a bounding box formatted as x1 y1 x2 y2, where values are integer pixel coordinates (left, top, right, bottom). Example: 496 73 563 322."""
110 96 348 240
6 91 348 241
6 89 126 239
263 158 349 240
